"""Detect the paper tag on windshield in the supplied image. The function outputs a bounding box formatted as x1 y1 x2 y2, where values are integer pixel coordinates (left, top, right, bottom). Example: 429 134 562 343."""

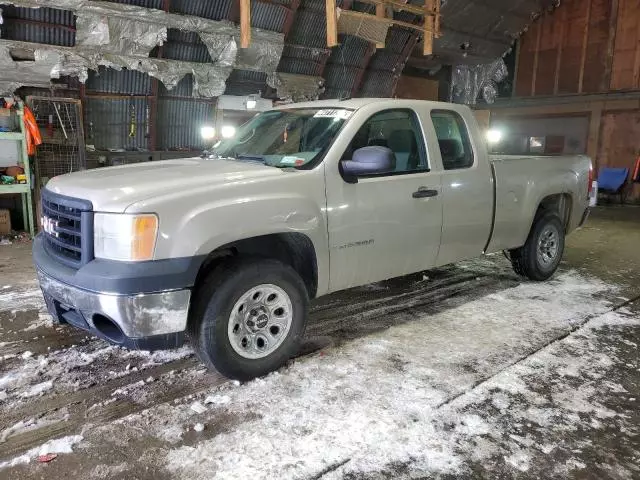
280 156 303 165
313 109 352 119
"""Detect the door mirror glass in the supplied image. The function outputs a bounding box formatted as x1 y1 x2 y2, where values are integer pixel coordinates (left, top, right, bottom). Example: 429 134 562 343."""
341 146 396 180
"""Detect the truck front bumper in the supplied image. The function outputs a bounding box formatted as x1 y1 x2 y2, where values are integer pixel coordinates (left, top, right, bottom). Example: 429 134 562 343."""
33 235 192 350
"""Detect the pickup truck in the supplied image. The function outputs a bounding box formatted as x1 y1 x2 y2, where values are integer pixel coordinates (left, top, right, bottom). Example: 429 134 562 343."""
34 99 591 380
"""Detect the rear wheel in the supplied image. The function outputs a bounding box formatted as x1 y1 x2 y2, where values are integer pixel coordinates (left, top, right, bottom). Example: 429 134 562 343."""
510 212 565 281
189 258 308 380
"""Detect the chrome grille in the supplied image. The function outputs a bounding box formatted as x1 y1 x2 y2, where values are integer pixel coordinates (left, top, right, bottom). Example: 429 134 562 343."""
41 189 93 268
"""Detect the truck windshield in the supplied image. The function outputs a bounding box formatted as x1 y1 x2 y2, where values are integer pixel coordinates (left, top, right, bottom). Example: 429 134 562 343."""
210 108 352 168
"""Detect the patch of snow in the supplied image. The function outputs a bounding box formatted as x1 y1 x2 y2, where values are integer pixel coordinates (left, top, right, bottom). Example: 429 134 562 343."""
193 423 205 432
0 435 83 471
190 402 207 414
504 451 530 472
21 351 33 359
20 380 53 398
204 395 230 406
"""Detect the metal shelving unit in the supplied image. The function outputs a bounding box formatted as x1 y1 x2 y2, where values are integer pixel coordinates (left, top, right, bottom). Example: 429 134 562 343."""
0 102 35 237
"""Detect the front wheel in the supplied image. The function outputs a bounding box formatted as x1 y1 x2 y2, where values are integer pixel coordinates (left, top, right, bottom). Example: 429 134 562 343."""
510 212 565 281
189 258 309 380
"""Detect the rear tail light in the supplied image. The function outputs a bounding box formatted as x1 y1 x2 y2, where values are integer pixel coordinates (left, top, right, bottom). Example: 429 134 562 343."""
588 163 594 194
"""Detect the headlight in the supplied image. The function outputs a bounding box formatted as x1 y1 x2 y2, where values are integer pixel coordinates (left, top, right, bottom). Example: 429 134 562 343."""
94 213 158 261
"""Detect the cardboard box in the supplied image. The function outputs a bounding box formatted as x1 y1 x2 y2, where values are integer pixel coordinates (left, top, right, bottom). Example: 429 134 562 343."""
0 209 11 235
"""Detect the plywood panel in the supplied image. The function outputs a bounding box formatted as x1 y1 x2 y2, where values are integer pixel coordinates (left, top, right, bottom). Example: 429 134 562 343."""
597 111 640 201
515 21 539 96
558 0 588 94
611 0 640 90
580 0 613 93
534 13 562 95
395 76 439 101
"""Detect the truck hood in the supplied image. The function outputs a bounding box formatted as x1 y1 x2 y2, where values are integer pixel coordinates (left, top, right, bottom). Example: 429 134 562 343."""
45 158 286 212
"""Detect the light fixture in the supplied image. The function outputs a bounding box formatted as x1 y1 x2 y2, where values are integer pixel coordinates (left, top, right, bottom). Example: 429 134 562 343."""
221 125 236 138
486 129 503 144
200 126 215 140
245 94 258 110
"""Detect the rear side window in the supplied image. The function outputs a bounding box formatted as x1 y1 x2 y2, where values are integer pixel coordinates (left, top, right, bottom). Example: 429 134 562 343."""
430 110 474 170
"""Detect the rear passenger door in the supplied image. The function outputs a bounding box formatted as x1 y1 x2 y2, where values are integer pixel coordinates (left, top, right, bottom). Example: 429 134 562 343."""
326 108 444 290
429 109 494 266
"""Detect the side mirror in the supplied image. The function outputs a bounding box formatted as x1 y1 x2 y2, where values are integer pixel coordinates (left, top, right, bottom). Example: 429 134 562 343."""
340 146 395 183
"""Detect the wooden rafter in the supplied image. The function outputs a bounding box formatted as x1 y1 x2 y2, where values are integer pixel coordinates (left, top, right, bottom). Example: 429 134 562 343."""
375 3 385 49
326 0 339 47
240 0 251 48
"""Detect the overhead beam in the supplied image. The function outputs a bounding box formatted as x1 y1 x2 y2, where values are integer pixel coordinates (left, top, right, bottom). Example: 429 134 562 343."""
326 0 338 47
375 3 385 49
240 0 251 48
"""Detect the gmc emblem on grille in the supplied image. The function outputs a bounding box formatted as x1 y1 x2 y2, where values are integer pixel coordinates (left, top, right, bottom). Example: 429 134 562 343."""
42 216 59 238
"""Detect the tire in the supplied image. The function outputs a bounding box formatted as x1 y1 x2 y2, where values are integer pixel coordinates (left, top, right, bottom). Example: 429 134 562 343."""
509 211 565 281
188 258 309 380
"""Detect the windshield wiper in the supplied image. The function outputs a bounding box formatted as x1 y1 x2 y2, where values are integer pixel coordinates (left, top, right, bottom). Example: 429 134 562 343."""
236 154 266 163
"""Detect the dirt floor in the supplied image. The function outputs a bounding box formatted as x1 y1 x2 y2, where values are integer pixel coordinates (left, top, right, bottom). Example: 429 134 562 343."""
0 206 638 479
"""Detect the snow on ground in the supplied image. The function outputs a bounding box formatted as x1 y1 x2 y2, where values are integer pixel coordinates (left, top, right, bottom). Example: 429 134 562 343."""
55 269 632 480
0 435 83 470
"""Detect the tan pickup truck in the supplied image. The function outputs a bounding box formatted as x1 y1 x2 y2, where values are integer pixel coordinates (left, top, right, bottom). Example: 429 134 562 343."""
34 99 591 379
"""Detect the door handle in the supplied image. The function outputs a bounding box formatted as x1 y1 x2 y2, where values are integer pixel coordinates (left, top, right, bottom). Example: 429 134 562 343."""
412 188 439 199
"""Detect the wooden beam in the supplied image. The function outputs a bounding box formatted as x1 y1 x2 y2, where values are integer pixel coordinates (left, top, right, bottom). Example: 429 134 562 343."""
602 0 620 91
634 7 640 89
587 104 603 166
553 4 567 95
578 0 593 93
326 0 338 47
375 3 385 49
240 0 251 48
358 0 424 16
531 18 542 96
283 0 300 40
423 0 435 55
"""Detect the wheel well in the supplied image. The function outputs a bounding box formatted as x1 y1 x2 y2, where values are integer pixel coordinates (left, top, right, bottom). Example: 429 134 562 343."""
194 233 318 299
536 193 572 231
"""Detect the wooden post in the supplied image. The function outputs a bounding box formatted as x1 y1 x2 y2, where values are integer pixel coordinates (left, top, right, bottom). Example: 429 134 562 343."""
375 3 385 49
423 0 435 55
240 0 251 48
326 0 338 47
578 0 592 93
587 103 603 166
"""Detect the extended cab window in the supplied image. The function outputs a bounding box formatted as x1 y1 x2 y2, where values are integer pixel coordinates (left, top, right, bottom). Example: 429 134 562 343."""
431 110 474 170
342 109 428 174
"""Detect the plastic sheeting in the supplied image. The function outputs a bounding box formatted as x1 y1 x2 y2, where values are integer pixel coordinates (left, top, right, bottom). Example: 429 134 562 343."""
267 72 325 103
450 58 508 105
0 45 57 95
4 0 285 98
76 13 167 56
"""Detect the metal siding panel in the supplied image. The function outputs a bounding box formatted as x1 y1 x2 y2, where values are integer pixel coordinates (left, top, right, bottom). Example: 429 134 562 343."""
85 97 149 151
162 29 212 63
369 51 402 71
169 0 233 20
158 99 213 150
86 67 152 95
288 9 326 48
323 64 360 91
1 6 76 46
225 69 267 95
251 2 287 32
100 0 163 8
359 70 396 97
327 35 370 68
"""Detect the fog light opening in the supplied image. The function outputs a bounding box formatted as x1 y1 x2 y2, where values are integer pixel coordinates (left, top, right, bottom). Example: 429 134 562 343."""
93 314 125 344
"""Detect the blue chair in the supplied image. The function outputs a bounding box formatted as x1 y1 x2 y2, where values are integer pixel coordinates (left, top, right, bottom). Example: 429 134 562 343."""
598 167 629 203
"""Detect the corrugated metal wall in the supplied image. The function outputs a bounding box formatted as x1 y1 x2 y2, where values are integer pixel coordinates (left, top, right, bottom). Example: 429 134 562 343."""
0 6 76 46
157 99 214 150
85 97 150 151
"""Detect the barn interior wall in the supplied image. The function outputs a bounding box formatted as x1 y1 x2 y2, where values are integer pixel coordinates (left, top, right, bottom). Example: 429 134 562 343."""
493 0 640 203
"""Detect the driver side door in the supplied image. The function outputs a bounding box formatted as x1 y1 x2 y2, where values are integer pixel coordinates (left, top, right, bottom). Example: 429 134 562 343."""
325 108 443 291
